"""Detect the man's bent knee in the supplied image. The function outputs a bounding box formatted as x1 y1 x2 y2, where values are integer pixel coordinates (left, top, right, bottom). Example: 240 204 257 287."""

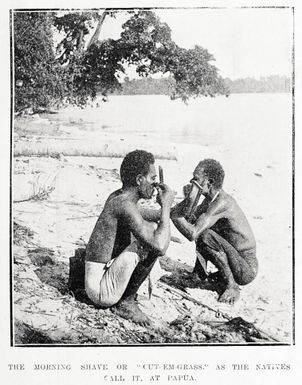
85 244 140 308
236 259 258 286
98 294 120 308
196 229 216 249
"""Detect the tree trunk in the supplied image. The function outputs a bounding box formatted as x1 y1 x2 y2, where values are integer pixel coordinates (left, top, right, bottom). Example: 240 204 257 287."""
86 11 107 50
77 29 84 51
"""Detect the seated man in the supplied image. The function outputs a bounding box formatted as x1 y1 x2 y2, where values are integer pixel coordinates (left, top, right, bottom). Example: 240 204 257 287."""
85 150 174 325
171 159 258 304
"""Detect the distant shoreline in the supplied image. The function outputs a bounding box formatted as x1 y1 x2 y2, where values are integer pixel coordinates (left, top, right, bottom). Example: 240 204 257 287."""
111 75 290 97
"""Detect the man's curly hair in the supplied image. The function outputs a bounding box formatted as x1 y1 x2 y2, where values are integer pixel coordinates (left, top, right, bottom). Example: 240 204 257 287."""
195 159 225 189
120 150 155 187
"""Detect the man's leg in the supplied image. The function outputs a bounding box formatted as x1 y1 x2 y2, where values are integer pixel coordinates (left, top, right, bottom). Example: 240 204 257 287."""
97 242 141 307
86 241 159 326
111 247 159 326
196 229 257 304
193 251 208 280
120 251 157 300
93 241 156 326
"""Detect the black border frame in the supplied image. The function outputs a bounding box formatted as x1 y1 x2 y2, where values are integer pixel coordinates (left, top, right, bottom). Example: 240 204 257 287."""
9 5 296 347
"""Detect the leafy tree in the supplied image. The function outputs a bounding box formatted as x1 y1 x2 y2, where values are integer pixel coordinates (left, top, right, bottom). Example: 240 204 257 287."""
114 76 175 95
14 12 65 112
13 10 228 113
111 12 228 100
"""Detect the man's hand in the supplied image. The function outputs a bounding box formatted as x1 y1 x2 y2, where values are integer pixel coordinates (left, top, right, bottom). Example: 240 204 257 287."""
183 183 191 197
156 183 175 208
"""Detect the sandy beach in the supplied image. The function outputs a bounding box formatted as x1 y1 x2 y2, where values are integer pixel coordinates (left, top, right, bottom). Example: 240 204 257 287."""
12 94 293 344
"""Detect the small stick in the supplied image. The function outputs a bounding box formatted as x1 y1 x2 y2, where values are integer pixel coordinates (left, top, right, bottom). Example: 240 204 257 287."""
69 307 75 327
148 275 153 300
158 282 230 319
159 165 164 184
22 309 56 316
66 215 98 220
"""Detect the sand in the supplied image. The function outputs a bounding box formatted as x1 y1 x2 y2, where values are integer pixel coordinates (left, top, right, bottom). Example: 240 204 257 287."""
12 109 293 344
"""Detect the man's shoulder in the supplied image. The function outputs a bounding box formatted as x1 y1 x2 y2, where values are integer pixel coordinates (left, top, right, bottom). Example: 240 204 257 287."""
218 191 244 215
212 191 235 213
104 190 126 212
107 192 139 215
218 190 234 204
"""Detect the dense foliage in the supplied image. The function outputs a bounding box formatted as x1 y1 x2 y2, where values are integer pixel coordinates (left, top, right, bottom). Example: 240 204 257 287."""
115 75 290 96
224 76 290 93
13 10 228 113
115 76 175 95
14 12 65 112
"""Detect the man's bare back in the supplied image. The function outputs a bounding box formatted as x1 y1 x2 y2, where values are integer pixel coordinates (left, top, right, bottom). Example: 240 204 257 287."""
86 189 132 264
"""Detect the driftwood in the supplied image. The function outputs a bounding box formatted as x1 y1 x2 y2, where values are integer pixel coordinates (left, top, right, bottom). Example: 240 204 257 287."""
158 282 232 320
158 281 280 343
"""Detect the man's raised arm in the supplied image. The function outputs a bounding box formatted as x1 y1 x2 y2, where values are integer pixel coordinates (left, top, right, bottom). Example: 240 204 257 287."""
172 199 225 242
138 206 161 222
123 184 175 255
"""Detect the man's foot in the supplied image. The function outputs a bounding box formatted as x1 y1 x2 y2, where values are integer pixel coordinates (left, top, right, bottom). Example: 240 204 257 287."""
200 272 226 293
206 271 222 284
179 271 222 292
185 271 203 287
218 284 240 304
162 270 202 291
111 298 152 327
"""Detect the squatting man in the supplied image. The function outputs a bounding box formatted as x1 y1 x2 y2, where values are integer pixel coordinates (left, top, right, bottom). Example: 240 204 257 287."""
171 158 258 304
85 150 258 325
85 150 174 325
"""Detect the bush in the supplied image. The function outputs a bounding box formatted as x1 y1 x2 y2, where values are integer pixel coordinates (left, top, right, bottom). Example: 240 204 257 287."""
14 12 64 112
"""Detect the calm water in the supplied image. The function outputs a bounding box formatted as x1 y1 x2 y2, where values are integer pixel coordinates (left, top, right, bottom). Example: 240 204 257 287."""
62 93 292 151
62 93 294 211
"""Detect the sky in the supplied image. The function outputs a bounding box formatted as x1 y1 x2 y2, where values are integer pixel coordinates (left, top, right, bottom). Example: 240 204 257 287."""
100 7 293 80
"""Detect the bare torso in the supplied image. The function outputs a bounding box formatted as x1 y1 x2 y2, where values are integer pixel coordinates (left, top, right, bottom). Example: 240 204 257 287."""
195 190 256 253
86 189 132 263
